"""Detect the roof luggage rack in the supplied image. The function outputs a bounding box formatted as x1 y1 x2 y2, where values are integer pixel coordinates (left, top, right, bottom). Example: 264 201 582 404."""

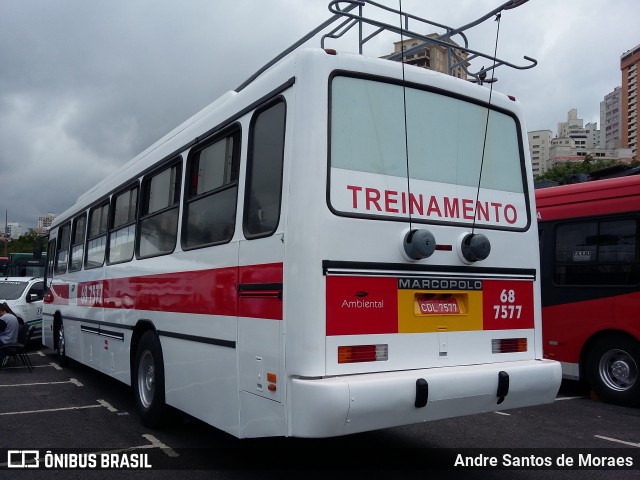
236 0 536 92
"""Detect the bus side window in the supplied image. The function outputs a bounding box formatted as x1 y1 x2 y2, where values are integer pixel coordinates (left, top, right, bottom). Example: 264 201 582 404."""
86 202 110 269
69 213 87 272
138 160 182 258
108 185 138 264
182 127 241 249
554 219 639 286
55 223 71 275
243 100 286 238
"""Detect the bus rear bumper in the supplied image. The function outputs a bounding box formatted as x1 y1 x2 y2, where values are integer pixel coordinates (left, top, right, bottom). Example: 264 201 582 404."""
290 359 561 438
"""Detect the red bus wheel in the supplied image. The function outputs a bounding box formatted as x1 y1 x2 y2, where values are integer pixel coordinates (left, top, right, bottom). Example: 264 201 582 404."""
586 335 640 407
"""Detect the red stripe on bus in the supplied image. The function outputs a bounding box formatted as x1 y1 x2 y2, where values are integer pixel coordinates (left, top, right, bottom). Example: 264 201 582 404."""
45 284 70 305
102 267 239 316
239 263 283 320
72 263 284 320
239 262 283 285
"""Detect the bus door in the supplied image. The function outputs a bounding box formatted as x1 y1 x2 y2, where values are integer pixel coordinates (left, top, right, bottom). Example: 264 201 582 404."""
237 99 287 435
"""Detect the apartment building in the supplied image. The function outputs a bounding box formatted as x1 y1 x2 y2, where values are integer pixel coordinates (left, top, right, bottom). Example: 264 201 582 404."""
384 33 469 79
600 87 622 149
621 43 639 158
528 130 552 176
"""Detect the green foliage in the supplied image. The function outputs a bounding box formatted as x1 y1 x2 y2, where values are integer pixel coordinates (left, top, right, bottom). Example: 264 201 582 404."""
535 158 629 184
4 231 47 256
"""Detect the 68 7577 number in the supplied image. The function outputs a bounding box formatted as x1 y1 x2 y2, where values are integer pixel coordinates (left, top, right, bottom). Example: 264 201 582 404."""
493 289 522 319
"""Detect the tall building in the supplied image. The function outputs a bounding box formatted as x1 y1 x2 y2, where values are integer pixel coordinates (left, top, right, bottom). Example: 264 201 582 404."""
600 87 622 149
6 222 24 239
384 34 469 79
527 130 552 177
585 122 600 148
38 213 56 230
556 109 600 151
621 43 639 158
557 108 583 138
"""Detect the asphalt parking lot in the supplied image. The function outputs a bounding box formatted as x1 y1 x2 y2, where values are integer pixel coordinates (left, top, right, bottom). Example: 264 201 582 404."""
1 344 639 479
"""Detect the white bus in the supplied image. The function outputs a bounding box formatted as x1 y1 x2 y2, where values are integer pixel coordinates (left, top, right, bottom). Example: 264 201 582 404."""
43 2 560 438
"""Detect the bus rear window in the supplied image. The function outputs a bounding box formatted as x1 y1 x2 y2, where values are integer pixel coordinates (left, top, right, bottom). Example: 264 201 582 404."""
329 75 527 230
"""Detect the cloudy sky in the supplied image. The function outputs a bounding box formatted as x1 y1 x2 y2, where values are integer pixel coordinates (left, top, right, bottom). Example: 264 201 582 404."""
1 0 638 228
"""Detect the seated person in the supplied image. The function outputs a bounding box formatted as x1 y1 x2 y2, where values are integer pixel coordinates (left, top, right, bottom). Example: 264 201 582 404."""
0 302 20 366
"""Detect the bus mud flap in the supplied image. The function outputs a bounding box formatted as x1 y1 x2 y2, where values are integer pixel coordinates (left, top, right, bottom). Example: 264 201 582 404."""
415 378 429 408
496 371 510 404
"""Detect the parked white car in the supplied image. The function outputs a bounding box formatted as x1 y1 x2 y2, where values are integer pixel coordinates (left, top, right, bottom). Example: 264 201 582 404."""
0 277 44 343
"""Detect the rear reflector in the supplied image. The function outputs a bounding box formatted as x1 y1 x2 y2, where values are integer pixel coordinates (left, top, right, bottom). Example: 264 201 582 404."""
492 338 527 354
338 344 388 363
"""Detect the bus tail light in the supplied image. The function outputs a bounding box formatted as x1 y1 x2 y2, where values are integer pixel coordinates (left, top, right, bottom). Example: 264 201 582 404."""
492 338 527 354
267 372 277 392
338 344 388 364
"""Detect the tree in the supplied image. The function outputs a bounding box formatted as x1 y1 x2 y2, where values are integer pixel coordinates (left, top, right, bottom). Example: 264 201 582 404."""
535 158 625 184
7 231 47 256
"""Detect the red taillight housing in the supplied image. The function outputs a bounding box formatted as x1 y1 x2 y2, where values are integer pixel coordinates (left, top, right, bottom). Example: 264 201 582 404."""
492 338 527 354
338 344 388 364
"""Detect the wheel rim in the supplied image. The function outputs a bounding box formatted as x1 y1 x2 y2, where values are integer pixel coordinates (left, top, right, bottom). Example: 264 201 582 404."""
599 348 638 392
138 350 155 409
58 325 65 357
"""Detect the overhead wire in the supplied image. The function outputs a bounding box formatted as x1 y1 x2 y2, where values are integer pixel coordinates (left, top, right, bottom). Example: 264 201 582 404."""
398 0 413 232
471 12 502 235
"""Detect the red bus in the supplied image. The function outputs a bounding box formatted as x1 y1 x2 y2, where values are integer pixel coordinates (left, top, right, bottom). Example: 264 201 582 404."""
536 175 640 406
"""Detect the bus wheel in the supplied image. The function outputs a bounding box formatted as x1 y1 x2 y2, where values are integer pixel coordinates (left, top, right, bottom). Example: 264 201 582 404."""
587 335 640 407
57 321 68 367
134 330 166 427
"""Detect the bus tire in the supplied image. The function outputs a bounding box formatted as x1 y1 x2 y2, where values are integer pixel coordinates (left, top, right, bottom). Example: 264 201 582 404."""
56 320 68 367
134 330 166 427
586 335 640 407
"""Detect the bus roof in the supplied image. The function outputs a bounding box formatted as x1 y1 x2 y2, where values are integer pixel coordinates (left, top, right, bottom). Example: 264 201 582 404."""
535 175 640 222
51 47 523 231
